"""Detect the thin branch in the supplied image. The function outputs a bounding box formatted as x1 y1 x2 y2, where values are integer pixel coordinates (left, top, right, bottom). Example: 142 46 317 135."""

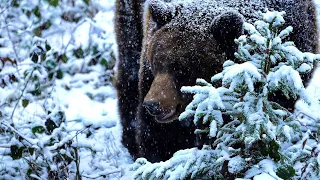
10 67 35 120
0 145 11 148
63 19 87 54
71 125 91 140
81 170 122 179
43 76 57 108
295 111 318 122
74 144 81 180
0 121 36 145
2 14 20 62
0 2 10 15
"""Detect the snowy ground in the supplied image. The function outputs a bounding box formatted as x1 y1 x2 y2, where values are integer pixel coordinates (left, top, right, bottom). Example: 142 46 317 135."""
49 1 135 178
53 70 134 179
1 0 133 179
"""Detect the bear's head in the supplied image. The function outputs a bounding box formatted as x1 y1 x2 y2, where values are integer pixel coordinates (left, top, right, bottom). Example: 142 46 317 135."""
141 0 244 123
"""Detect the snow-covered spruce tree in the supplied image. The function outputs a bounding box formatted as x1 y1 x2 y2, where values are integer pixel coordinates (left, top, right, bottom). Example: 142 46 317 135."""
131 11 320 179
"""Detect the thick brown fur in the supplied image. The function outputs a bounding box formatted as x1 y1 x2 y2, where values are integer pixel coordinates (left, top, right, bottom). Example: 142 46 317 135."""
115 0 319 162
114 0 145 158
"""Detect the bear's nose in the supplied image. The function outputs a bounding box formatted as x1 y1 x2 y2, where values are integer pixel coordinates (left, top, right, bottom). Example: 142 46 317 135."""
143 101 160 116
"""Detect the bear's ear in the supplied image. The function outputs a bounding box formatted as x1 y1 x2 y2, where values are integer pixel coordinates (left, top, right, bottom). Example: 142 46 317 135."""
149 0 175 28
212 11 244 47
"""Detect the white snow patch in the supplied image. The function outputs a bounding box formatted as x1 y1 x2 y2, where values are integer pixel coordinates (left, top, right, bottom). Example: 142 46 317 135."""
263 10 285 27
228 156 245 173
253 172 278 180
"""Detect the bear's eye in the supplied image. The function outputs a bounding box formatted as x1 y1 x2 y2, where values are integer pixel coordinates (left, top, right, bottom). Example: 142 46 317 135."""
172 61 189 77
174 68 189 80
176 69 184 76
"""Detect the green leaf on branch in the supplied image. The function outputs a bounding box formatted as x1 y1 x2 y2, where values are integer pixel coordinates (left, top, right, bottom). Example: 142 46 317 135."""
45 119 57 134
10 145 23 160
11 0 20 7
277 165 295 179
22 99 29 108
48 0 59 7
83 0 89 5
61 54 68 63
45 43 51 51
31 53 38 63
73 47 84 58
45 60 56 71
48 72 54 80
100 58 108 68
58 54 68 63
269 140 281 162
27 169 33 176
33 27 42 37
33 6 41 18
41 54 46 62
56 69 63 79
32 126 46 135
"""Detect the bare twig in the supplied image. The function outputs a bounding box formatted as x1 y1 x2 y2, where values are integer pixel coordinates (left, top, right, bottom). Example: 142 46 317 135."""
81 170 122 179
43 77 57 108
71 126 91 140
2 14 20 62
0 2 10 15
295 111 318 122
74 146 82 180
0 121 35 145
0 145 11 148
63 19 87 54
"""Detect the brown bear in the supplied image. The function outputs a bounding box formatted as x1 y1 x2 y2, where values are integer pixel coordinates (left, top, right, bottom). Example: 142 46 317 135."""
115 0 319 162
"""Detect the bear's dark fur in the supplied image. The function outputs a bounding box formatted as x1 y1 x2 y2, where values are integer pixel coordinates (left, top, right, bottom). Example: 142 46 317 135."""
114 0 145 158
115 0 319 162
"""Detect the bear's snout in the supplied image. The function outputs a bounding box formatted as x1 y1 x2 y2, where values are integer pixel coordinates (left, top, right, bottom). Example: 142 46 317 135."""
143 99 180 123
143 73 183 123
143 101 160 116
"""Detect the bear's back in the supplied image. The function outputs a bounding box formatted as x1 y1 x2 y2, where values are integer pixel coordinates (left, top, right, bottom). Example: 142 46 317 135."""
156 0 318 51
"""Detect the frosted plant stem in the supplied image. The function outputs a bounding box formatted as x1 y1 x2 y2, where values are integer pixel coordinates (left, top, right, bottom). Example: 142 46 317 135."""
0 121 35 145
74 134 81 180
0 3 10 15
43 76 57 109
82 170 122 179
2 14 20 64
71 126 92 142
63 19 87 54
10 68 35 122
0 145 11 148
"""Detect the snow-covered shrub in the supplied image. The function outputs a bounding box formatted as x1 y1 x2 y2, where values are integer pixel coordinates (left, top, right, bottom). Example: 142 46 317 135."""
0 0 119 179
132 10 320 179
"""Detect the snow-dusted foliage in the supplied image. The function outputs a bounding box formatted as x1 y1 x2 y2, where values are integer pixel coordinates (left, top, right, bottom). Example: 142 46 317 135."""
0 0 128 179
132 10 320 179
131 146 218 179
